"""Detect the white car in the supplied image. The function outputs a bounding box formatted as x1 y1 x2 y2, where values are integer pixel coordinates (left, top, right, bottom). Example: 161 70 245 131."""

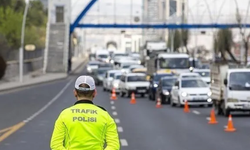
119 73 150 97
170 77 212 107
103 70 121 91
178 72 201 79
110 72 122 93
86 61 100 74
193 69 210 84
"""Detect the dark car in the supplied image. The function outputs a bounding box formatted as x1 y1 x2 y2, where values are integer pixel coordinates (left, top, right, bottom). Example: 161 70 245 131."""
157 77 177 104
98 63 113 69
148 73 174 101
92 68 111 85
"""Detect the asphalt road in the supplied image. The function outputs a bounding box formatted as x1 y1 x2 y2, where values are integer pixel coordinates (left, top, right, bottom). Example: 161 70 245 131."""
0 67 250 150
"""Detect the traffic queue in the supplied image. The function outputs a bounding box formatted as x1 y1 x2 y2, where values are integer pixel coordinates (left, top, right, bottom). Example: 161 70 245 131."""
86 50 213 109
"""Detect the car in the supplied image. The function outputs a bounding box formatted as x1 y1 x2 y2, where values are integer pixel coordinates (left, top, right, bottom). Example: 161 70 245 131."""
148 73 175 101
110 72 122 93
177 72 201 79
86 61 100 74
92 68 111 85
156 76 177 104
98 63 113 69
119 73 149 97
130 53 141 64
170 77 212 107
128 65 144 73
103 70 121 91
193 69 210 84
110 52 128 64
131 68 147 74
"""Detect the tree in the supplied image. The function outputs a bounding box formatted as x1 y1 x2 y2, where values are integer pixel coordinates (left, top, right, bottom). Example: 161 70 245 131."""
0 7 23 49
213 28 239 63
235 6 250 65
181 29 190 54
167 30 181 52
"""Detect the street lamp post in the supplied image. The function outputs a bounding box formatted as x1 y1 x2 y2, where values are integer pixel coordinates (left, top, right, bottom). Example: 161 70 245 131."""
19 0 30 82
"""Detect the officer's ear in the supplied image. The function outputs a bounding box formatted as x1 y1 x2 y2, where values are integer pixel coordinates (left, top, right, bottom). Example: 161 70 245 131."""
73 89 77 98
93 89 97 98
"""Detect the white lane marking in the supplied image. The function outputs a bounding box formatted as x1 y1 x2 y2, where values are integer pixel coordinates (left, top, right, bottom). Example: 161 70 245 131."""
115 119 120 123
24 79 74 123
192 110 200 115
120 139 128 146
118 127 123 132
110 101 114 104
206 117 211 121
112 111 118 116
111 106 116 110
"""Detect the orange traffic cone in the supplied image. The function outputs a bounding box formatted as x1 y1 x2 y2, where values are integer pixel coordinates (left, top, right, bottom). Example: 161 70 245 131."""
156 97 162 108
110 88 117 100
208 109 218 124
225 115 236 132
130 92 136 104
184 100 190 113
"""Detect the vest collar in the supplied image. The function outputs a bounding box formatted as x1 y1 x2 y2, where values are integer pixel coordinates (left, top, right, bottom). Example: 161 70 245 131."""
74 100 94 105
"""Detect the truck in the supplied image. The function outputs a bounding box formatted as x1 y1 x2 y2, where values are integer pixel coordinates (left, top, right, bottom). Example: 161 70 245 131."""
210 61 250 116
141 41 168 65
146 52 190 76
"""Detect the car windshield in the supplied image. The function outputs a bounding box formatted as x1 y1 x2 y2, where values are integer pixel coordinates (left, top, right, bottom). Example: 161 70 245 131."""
115 75 121 79
189 60 202 68
162 78 177 87
122 65 131 69
154 74 173 81
109 73 115 78
195 71 210 77
98 55 108 58
159 58 189 69
229 72 250 91
97 69 109 75
88 62 99 66
181 79 208 88
115 54 128 57
127 76 147 82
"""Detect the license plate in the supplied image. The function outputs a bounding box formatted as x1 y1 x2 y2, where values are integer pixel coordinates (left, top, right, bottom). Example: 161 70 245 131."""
193 97 203 100
138 90 146 93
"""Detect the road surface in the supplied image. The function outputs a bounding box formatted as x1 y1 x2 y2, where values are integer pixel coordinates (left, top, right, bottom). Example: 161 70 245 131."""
0 67 250 150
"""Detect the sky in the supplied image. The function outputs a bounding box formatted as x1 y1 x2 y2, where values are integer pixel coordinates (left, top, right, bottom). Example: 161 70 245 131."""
71 0 143 23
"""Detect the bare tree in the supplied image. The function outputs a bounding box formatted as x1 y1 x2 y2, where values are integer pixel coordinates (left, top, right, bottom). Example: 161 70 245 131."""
235 0 250 65
213 28 239 63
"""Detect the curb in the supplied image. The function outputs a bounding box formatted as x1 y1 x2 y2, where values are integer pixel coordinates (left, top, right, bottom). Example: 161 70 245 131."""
0 59 88 93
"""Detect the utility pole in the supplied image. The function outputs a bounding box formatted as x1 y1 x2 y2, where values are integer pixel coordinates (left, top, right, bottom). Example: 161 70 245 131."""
19 0 30 82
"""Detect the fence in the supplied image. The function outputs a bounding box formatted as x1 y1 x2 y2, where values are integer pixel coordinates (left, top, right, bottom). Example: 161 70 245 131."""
2 49 44 80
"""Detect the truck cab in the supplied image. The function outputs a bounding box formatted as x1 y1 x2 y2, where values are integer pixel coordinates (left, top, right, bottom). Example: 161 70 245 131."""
211 63 250 116
147 53 191 77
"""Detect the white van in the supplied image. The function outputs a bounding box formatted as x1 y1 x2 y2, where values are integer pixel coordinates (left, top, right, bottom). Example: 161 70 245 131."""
96 50 110 63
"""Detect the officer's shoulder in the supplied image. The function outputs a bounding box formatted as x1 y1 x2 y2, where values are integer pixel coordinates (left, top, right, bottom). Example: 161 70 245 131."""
95 105 107 111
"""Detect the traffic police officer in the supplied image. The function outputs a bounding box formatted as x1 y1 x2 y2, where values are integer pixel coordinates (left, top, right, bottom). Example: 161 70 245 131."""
50 76 120 150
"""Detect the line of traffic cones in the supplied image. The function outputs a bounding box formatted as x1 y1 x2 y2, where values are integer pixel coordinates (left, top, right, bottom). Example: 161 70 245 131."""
110 88 117 100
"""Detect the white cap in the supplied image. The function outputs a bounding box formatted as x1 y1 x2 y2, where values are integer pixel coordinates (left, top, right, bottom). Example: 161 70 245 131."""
75 76 96 91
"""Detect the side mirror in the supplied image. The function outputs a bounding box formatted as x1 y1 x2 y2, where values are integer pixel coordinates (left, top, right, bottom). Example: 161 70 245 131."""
224 79 228 86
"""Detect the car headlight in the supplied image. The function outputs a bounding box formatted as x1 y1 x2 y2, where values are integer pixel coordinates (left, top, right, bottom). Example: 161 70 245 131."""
113 83 119 88
154 84 158 88
227 98 238 102
138 60 141 64
111 60 114 63
207 98 212 102
207 91 212 96
163 90 169 95
181 92 188 97
87 67 91 71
